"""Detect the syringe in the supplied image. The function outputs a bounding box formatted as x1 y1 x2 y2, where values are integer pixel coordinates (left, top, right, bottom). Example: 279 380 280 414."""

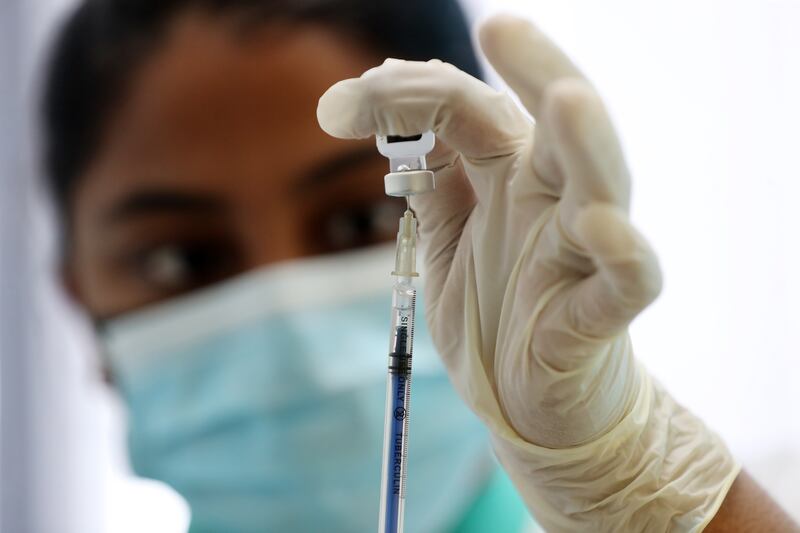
375 132 435 533
378 210 418 533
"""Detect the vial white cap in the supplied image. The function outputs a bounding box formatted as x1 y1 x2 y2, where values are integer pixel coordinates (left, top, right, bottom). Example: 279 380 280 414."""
384 170 435 197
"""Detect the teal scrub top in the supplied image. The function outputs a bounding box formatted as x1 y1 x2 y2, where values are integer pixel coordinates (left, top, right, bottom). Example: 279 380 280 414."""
450 468 535 533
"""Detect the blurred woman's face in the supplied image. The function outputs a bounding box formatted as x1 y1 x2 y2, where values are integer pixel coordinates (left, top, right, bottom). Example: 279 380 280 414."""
65 12 403 319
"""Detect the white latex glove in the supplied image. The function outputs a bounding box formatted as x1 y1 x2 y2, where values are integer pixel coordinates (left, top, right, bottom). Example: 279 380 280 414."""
318 15 739 532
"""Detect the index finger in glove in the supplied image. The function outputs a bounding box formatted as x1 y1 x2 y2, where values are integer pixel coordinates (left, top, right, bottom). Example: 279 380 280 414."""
317 59 530 164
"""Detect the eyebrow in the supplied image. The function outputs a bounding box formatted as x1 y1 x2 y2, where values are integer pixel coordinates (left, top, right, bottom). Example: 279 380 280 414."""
293 146 382 192
103 190 226 224
100 148 380 223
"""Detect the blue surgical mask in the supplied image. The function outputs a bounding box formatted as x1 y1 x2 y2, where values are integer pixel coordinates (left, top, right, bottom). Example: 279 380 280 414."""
102 245 493 533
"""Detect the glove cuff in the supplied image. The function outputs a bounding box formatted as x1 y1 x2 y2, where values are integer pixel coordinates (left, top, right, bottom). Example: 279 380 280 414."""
490 363 740 532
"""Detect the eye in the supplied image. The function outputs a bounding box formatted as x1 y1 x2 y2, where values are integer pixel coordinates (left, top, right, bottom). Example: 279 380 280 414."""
321 200 405 252
130 240 239 292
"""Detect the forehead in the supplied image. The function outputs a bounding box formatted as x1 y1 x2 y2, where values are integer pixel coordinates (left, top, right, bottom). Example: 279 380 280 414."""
78 12 379 212
123 14 368 146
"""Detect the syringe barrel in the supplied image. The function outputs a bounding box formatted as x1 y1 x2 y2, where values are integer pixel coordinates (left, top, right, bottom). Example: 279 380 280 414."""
387 278 416 374
379 277 416 533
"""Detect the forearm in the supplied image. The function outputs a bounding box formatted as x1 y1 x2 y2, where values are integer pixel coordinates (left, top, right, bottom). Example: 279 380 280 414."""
706 471 799 532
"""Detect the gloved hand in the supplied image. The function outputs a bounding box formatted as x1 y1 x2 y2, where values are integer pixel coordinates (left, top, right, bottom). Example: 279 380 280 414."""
318 14 739 532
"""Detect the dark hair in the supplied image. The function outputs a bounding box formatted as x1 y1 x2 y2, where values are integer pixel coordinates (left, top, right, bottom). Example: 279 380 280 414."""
41 0 481 226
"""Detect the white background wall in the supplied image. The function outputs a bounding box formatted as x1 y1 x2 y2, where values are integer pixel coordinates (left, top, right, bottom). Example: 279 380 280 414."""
1 1 107 531
4 1 189 531
3 0 798 530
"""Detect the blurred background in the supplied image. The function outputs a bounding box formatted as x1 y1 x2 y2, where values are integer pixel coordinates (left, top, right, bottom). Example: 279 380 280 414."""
1 0 798 531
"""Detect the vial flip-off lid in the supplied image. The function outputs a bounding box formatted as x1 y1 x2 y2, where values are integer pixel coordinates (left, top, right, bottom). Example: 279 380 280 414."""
376 132 436 197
